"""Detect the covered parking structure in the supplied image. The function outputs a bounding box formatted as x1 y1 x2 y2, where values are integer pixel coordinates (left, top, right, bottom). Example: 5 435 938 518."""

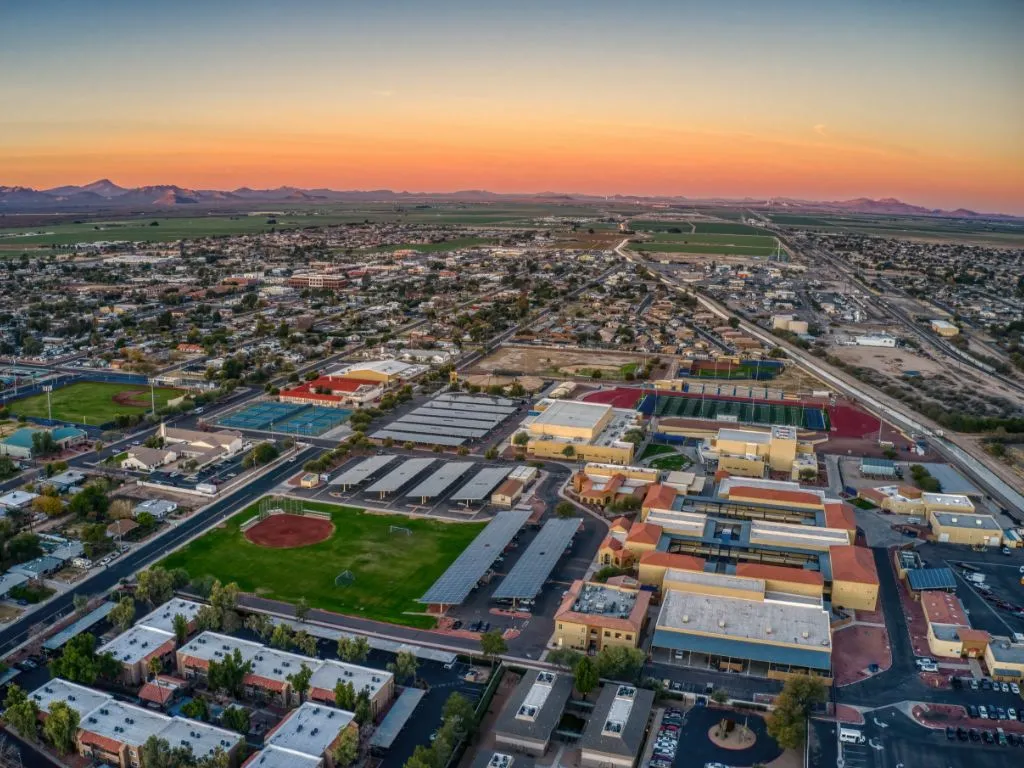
406 462 475 504
492 517 580 606
365 458 435 498
330 455 397 491
906 567 958 592
369 687 427 754
450 466 513 506
370 430 466 447
419 509 531 610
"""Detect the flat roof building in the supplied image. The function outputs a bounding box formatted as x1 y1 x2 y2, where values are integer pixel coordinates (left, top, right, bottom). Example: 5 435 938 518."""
494 670 573 756
521 400 639 466
554 580 651 653
579 684 655 768
929 510 1002 547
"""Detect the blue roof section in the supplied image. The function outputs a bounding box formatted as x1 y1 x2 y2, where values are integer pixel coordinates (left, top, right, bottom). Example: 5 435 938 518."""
43 601 116 651
860 457 895 469
1 428 39 448
906 567 957 592
52 426 86 441
369 687 426 750
651 629 831 671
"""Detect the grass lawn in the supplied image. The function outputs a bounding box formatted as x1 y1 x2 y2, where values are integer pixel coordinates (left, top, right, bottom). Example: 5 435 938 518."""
161 500 486 628
850 497 877 510
631 242 777 257
9 381 182 425
639 444 677 461
649 453 694 471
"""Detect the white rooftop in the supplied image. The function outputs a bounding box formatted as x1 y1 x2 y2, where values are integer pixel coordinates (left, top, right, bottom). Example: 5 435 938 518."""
532 399 610 431
333 359 425 377
717 428 771 445
100 625 174 666
266 702 355 758
307 658 392 699
657 588 831 649
245 746 321 768
137 598 205 634
516 671 558 721
82 699 170 748
921 492 974 509
602 685 637 737
29 678 112 720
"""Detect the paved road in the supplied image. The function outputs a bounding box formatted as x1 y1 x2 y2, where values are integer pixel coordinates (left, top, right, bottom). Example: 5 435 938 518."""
0 446 319 655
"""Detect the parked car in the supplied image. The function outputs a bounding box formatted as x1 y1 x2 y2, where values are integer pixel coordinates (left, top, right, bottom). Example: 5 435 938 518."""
969 728 980 742
982 730 994 744
978 705 988 719
968 705 979 718
946 727 956 740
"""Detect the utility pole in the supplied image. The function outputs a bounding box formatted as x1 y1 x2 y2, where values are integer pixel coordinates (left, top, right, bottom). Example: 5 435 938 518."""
149 379 156 414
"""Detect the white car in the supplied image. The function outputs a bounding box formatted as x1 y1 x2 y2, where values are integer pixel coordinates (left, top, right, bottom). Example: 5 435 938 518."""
1011 683 1020 695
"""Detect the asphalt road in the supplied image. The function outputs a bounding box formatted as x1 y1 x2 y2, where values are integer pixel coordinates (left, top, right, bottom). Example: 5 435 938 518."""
0 445 319 655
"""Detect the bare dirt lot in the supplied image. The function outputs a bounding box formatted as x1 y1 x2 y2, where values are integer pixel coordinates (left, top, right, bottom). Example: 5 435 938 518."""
471 346 647 377
831 345 946 377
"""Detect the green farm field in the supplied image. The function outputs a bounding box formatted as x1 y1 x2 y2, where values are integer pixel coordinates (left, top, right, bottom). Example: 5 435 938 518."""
9 381 183 424
161 501 486 628
641 232 778 248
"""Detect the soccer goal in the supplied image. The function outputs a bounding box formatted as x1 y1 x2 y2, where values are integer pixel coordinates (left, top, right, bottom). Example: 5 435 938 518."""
389 525 412 537
335 570 355 587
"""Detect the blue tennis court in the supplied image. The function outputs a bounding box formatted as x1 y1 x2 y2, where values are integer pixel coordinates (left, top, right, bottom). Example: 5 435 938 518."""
274 406 351 436
218 401 306 430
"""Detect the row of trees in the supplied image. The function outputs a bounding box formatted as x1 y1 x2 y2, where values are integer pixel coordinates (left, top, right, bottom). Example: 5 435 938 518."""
404 693 477 768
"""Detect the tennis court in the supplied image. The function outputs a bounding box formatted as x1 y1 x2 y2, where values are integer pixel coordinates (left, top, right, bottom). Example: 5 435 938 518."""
644 393 827 430
275 406 351 436
218 402 351 435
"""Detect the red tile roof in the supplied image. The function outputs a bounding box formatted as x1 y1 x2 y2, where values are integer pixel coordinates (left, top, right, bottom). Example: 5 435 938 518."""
726 486 824 508
922 591 969 627
639 550 705 572
244 673 286 692
824 501 857 532
600 535 624 552
736 563 825 586
80 731 124 755
626 522 663 546
609 516 632 533
642 484 677 510
859 488 887 504
279 375 380 403
829 546 879 586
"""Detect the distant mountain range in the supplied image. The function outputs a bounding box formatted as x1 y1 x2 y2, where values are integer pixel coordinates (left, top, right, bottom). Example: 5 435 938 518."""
0 179 1017 219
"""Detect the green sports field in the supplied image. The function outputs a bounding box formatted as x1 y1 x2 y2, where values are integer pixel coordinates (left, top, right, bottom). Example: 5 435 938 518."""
632 242 778 256
9 381 182 424
160 500 486 628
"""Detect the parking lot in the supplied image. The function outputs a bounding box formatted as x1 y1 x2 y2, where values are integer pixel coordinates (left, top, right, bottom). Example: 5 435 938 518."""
647 703 781 768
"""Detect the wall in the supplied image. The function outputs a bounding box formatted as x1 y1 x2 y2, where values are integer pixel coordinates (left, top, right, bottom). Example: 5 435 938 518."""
717 455 765 478
831 580 879 612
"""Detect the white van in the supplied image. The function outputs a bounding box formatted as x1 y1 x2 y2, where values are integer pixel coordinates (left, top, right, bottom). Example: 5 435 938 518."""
839 727 865 745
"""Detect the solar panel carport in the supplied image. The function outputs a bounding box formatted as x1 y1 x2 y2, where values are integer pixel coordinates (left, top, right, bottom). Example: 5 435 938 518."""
330 455 397 489
906 567 958 592
370 430 466 447
390 416 493 435
385 421 488 439
435 392 516 407
491 517 580 601
365 458 435 496
401 411 503 427
423 400 517 416
406 462 475 503
419 509 531 607
450 467 513 504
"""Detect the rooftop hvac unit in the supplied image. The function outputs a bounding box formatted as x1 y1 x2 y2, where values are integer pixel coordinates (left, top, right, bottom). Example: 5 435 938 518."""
801 631 810 639
718 619 727 628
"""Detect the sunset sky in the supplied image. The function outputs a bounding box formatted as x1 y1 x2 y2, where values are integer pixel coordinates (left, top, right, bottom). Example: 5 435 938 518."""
2 0 1022 213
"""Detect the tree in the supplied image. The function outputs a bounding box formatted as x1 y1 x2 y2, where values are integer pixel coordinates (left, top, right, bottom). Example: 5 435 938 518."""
43 700 80 753
244 442 279 467
545 647 583 668
209 579 240 632
68 483 109 521
148 655 164 679
766 675 827 749
561 445 575 459
295 597 310 622
244 613 273 640
49 632 119 685
32 494 64 518
334 679 357 710
141 735 199 768
221 705 250 734
387 650 419 684
710 688 729 705
512 431 530 446
479 631 507 667
728 316 740 329
294 629 318 657
72 592 90 615
354 689 372 725
172 613 190 645
595 645 646 683
182 697 210 721
442 692 477 740
207 648 253 698
555 501 577 518
333 726 359 767
404 744 438 768
270 623 293 650
337 635 371 663
136 566 174 605
573 656 599 700
109 596 136 632
287 662 313 703
3 685 39 741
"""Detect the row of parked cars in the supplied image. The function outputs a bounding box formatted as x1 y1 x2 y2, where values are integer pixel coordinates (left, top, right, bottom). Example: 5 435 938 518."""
966 703 1023 722
647 707 683 768
952 676 1021 695
947 726 1024 747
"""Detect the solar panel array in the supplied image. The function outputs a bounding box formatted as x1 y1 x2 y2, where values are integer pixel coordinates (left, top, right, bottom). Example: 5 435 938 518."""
365 458 435 494
449 466 513 502
419 509 531 605
372 393 519 447
330 455 397 487
370 430 466 447
406 462 475 500
491 517 580 600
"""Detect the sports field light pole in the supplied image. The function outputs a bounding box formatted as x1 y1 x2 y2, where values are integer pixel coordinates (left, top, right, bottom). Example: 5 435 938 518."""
149 379 156 414
42 384 53 421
